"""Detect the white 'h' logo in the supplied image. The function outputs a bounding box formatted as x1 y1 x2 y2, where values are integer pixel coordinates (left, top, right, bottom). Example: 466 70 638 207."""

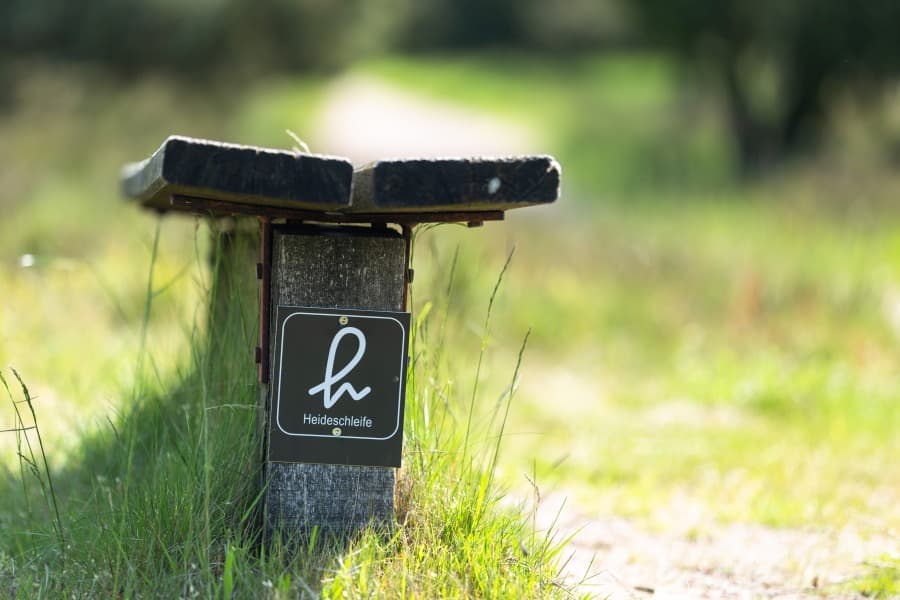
308 326 371 409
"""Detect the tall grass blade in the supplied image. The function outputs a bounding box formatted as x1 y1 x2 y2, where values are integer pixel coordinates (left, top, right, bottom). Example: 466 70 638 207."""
462 246 515 464
485 328 530 492
3 368 66 558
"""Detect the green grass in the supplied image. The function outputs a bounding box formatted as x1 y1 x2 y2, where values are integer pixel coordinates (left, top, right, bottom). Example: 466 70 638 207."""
407 196 900 533
851 556 900 598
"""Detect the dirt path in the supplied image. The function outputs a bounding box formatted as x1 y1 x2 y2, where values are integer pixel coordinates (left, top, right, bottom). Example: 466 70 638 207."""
311 74 540 163
529 491 897 599
312 75 898 599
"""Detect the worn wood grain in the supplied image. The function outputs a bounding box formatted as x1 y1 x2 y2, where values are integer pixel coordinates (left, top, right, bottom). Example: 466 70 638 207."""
121 135 353 212
263 225 405 539
350 155 560 212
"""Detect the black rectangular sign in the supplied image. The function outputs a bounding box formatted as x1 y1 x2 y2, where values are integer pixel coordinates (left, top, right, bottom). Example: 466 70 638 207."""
268 305 410 467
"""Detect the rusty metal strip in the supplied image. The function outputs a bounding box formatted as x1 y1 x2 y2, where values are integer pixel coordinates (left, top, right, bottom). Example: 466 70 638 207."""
257 217 273 384
169 195 504 225
401 224 415 312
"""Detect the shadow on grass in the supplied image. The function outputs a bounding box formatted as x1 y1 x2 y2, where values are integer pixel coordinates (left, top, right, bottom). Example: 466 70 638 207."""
0 222 336 596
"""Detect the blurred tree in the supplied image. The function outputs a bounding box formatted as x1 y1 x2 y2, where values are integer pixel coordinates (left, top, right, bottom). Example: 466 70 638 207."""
626 0 900 174
0 0 386 78
399 0 629 51
0 0 636 76
519 0 631 51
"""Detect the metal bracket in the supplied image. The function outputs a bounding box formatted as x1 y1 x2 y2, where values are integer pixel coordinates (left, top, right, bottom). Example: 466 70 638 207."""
401 224 413 312
257 217 273 384
170 194 504 226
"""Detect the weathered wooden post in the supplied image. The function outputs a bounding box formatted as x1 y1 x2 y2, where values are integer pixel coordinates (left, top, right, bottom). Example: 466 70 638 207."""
122 135 560 540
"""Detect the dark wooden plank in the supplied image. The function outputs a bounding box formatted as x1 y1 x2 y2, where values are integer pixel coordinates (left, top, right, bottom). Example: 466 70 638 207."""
121 135 353 212
350 155 560 212
264 226 405 539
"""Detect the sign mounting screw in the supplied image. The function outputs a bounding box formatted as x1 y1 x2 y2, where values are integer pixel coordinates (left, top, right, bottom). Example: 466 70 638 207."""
339 316 349 325
332 427 342 437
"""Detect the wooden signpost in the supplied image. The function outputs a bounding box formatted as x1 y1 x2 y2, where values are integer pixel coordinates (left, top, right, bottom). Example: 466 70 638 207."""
123 135 560 540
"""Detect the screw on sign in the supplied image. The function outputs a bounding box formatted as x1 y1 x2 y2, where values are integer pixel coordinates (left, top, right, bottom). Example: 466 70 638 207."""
121 136 560 540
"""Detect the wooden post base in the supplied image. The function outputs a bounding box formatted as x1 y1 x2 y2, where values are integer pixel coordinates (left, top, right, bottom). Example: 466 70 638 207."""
262 225 405 539
265 463 394 538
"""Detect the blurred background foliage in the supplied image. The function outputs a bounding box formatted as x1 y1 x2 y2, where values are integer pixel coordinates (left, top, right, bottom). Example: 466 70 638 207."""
2 0 900 175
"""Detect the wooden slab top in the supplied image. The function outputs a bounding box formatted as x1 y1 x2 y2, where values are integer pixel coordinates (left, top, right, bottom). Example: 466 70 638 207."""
121 135 354 212
122 136 560 219
350 156 560 213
